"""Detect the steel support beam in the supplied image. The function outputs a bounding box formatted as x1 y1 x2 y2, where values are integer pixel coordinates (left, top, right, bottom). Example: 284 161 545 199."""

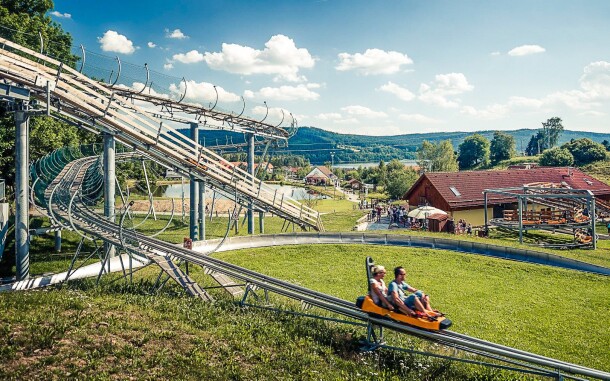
483 192 488 233
259 211 264 234
198 180 205 241
247 133 255 234
190 123 199 241
590 195 596 250
14 110 29 280
103 133 116 257
518 197 523 244
54 230 61 253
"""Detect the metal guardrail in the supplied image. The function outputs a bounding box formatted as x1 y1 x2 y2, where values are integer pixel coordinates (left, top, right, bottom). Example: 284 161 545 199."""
193 232 610 276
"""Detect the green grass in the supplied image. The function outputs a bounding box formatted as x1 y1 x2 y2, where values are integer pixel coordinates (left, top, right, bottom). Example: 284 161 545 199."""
487 156 540 170
364 226 610 269
215 244 610 373
1 272 530 380
582 159 610 185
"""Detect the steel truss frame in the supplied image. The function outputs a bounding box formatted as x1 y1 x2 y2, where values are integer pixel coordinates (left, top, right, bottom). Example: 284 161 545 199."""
484 185 597 249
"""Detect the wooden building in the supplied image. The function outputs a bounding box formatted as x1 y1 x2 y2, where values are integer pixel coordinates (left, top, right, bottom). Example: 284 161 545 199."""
403 167 610 226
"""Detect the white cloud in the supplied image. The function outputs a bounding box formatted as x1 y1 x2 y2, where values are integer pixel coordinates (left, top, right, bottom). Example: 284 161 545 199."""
580 110 605 117
169 80 241 103
166 28 188 39
98 30 135 54
203 34 315 82
506 96 544 109
163 63 174 70
490 51 501 56
50 11 71 18
341 105 388 119
336 49 413 75
378 81 415 101
251 105 291 122
462 61 610 120
172 50 205 64
333 117 360 125
147 42 156 48
244 84 320 101
460 104 510 120
316 113 342 120
418 73 473 108
398 114 441 124
579 61 610 99
508 44 546 56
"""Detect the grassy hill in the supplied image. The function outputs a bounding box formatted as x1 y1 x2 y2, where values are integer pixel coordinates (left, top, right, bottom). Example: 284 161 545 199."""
187 126 610 165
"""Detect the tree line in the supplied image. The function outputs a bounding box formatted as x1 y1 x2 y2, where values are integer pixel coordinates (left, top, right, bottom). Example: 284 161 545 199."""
416 117 609 172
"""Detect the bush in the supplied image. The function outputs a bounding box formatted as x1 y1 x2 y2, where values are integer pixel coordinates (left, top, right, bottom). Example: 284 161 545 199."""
539 147 574 167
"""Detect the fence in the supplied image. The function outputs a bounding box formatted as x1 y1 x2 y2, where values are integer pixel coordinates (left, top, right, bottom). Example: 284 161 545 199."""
193 232 610 276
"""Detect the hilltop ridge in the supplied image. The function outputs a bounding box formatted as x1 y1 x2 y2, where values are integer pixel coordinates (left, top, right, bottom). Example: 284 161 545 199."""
193 126 610 165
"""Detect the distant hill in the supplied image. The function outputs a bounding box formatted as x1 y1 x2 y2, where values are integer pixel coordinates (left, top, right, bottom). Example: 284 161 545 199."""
186 126 610 165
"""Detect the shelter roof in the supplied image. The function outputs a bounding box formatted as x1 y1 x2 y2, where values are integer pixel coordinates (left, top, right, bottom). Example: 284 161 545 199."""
427 213 449 221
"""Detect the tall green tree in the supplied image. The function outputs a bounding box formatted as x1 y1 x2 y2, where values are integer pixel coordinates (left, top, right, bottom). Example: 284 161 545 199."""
541 117 564 149
416 139 458 172
457 134 490 169
525 117 564 156
0 0 87 186
489 131 516 164
561 138 608 166
525 131 545 156
385 168 418 199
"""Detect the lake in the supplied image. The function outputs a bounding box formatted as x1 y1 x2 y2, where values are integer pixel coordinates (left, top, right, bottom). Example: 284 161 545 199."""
129 183 327 200
332 159 418 169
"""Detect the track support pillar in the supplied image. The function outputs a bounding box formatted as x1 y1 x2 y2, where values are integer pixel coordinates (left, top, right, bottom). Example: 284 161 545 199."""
247 133 255 235
103 132 116 258
190 123 199 242
198 180 205 240
14 110 30 280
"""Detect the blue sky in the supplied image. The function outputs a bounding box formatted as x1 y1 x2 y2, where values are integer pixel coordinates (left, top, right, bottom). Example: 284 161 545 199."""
50 0 610 136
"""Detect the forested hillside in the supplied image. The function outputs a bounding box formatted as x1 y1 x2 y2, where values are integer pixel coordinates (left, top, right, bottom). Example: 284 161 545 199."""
190 126 610 165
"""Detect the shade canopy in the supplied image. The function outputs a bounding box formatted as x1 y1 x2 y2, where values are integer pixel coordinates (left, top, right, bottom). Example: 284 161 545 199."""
407 206 447 219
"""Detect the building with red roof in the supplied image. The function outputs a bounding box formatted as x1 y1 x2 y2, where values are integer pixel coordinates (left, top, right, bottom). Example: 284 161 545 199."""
304 166 338 185
403 167 610 226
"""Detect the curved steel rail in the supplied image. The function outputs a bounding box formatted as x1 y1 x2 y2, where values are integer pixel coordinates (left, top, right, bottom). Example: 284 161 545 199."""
0 36 322 231
27 153 610 381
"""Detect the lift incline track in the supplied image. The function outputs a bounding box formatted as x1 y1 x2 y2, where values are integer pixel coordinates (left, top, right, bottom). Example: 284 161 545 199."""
0 37 322 231
34 154 610 380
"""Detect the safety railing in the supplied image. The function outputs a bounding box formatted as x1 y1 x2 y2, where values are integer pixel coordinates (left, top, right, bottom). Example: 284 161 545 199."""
193 232 610 276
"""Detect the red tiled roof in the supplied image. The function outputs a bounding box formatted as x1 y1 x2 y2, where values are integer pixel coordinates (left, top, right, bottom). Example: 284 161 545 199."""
404 167 610 209
316 166 335 177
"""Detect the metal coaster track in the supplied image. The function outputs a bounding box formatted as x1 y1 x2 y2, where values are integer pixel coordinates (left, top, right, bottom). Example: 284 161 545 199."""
33 153 609 380
0 36 322 231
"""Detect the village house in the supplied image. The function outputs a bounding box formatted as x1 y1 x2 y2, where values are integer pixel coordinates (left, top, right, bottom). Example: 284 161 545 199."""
403 167 610 226
304 166 338 185
346 178 364 190
281 166 300 180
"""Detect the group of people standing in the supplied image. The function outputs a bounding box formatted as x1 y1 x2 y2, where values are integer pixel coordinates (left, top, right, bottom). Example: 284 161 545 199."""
369 264 441 318
455 219 472 235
